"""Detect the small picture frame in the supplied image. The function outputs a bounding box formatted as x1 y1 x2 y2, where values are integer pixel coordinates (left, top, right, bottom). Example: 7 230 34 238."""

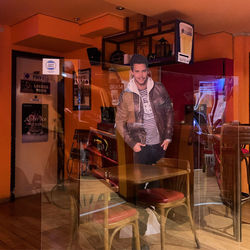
73 68 91 110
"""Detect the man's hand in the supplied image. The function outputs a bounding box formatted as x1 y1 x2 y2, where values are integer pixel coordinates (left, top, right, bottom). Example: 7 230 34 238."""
133 142 146 152
161 139 170 151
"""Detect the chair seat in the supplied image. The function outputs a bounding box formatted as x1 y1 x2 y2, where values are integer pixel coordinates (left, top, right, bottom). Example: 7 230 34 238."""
241 148 249 154
138 188 184 204
81 202 137 224
95 204 137 224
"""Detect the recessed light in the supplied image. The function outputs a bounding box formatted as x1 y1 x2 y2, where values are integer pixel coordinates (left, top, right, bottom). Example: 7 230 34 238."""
73 17 80 22
116 6 125 11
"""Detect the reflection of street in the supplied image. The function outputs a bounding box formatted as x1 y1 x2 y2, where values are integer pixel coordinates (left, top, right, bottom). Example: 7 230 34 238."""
193 79 228 171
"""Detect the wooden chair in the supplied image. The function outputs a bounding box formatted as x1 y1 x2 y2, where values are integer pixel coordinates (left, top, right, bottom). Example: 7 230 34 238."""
137 158 200 250
69 177 140 250
217 124 250 241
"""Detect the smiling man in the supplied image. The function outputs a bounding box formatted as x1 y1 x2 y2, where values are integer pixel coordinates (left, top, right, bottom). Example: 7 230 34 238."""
115 55 174 247
116 54 174 165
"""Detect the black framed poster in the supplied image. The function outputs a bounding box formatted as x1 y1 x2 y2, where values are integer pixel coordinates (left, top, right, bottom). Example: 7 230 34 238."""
73 68 91 110
22 103 48 143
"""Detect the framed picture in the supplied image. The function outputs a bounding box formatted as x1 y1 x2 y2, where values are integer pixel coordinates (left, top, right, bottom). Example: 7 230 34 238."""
73 68 91 110
22 103 48 143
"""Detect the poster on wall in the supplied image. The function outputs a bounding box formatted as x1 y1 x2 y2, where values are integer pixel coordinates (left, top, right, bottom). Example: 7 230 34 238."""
22 103 48 143
73 68 91 110
20 73 50 94
175 20 194 64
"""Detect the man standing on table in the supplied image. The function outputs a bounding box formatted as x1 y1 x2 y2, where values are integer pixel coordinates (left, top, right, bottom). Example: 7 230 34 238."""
116 54 174 167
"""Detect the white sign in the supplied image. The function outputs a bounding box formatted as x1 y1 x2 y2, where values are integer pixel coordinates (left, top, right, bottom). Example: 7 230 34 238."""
42 58 60 75
177 22 193 64
178 52 191 64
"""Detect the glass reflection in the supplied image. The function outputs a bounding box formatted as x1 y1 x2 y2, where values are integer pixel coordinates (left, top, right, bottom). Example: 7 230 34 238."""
41 58 250 250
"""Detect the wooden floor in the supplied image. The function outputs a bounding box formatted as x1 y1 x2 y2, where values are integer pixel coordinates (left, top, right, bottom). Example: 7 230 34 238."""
1 172 250 249
0 195 41 249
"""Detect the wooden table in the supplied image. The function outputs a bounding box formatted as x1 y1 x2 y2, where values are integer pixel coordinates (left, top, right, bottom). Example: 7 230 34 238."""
105 163 189 202
108 163 188 184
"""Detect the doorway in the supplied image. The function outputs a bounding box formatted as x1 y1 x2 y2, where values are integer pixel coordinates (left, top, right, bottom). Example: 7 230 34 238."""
11 51 64 199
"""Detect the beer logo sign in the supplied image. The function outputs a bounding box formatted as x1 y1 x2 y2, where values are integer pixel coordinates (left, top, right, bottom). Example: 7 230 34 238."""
43 58 60 75
46 60 56 70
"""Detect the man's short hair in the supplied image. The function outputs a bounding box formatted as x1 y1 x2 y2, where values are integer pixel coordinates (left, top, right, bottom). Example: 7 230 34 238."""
130 54 148 70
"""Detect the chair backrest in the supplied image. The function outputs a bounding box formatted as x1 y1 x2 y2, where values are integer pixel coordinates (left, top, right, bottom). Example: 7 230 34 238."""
156 157 190 171
220 124 250 206
69 177 113 226
220 124 238 205
81 178 113 222
156 158 190 196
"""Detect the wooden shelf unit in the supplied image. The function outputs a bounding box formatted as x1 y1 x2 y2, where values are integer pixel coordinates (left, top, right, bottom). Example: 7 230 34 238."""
102 18 179 69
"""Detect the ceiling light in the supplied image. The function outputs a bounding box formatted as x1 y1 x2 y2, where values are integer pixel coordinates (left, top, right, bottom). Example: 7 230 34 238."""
73 17 80 23
116 6 125 11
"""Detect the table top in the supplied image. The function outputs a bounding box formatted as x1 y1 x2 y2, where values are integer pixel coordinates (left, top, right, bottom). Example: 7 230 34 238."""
107 163 189 185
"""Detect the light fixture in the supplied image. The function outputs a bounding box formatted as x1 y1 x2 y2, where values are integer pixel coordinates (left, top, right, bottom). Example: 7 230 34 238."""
73 17 80 23
116 6 125 10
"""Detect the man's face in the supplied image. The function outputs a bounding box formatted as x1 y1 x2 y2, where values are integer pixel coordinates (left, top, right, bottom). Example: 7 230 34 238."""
131 63 148 87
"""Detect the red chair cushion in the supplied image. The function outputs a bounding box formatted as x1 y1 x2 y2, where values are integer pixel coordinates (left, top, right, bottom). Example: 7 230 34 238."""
137 188 184 203
93 204 137 224
241 148 249 154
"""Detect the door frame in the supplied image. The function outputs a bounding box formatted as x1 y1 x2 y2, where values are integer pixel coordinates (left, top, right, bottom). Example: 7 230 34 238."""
11 50 64 200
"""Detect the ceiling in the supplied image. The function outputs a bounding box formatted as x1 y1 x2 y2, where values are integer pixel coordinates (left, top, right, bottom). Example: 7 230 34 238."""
1 0 250 35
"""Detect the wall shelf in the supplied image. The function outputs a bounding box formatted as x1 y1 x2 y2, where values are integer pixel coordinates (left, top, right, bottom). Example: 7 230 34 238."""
102 18 194 70
102 19 177 70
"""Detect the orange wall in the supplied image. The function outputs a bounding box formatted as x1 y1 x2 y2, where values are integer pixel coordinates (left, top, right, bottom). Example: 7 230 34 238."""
194 32 233 61
233 36 250 123
0 26 12 200
0 29 70 201
0 15 120 199
12 44 62 57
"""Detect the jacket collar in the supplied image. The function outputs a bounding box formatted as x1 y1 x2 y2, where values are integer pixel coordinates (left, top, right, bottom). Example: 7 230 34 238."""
126 77 154 95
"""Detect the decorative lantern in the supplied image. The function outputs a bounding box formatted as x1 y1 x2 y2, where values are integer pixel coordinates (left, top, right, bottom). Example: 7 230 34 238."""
155 37 171 57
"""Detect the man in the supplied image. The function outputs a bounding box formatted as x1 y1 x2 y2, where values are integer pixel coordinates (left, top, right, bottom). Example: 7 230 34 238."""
116 54 174 166
115 54 174 247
